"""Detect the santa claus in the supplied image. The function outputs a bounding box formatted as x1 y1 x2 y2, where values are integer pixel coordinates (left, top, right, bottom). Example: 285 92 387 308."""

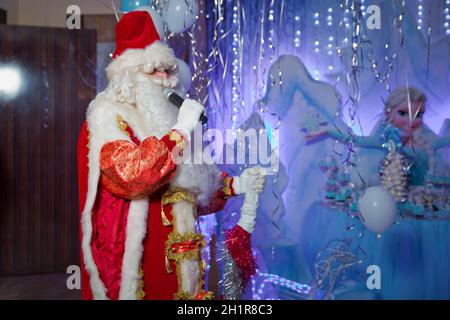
77 11 265 300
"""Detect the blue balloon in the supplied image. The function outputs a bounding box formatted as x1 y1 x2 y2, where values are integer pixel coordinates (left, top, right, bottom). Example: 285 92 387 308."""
121 0 151 13
174 58 192 94
163 0 199 34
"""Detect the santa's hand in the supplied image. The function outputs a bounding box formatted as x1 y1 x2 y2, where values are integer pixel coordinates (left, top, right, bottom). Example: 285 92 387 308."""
172 99 205 137
237 189 260 234
232 166 267 195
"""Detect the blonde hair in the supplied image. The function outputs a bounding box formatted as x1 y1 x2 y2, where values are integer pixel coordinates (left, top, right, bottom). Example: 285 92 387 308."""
384 86 427 118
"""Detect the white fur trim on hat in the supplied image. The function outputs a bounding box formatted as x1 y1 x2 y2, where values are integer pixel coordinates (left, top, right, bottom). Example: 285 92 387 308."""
106 41 177 79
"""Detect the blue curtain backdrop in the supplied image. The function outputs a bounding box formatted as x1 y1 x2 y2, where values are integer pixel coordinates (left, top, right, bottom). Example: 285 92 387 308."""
204 0 450 134
199 0 450 299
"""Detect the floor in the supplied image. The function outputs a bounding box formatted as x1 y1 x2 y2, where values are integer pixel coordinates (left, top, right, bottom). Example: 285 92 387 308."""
0 273 81 300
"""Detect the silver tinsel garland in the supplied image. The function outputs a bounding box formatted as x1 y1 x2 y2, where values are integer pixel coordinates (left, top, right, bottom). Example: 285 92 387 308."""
217 241 244 300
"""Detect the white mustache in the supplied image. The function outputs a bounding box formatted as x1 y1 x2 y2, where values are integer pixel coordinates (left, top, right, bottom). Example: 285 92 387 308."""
143 63 177 74
153 77 179 88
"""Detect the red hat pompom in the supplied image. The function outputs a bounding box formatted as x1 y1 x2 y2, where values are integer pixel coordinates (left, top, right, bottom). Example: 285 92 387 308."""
113 11 160 59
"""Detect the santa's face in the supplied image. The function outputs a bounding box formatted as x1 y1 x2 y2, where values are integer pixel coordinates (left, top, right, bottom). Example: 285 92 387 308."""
131 65 180 138
134 64 179 90
140 66 179 89
388 100 425 137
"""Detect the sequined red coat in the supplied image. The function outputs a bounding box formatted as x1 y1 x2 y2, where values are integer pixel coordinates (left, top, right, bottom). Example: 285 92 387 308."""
77 96 255 300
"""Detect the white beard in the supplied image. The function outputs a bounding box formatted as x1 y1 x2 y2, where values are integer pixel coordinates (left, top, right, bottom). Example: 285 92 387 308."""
133 77 222 206
134 80 178 139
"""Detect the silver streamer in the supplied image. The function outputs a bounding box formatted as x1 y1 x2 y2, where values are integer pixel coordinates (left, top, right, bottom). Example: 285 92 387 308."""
217 239 243 300
257 0 267 107
425 0 432 84
335 0 364 168
231 0 244 127
316 1 409 300
152 0 167 18
308 239 364 300
187 0 207 104
211 0 232 124
262 0 284 242
362 0 405 92
311 0 368 299
187 0 229 120
267 0 276 87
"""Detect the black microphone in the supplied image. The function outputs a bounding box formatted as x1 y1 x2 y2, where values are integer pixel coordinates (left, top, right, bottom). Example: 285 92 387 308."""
163 89 208 125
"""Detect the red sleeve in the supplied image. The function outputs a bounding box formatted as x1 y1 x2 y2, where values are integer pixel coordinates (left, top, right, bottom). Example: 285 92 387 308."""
197 173 237 215
100 130 186 199
225 225 256 286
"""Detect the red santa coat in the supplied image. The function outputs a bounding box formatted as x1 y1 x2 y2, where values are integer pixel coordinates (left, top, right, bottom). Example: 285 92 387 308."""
77 95 254 300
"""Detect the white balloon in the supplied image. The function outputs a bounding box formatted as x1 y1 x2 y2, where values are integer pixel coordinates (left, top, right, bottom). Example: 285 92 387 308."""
135 6 165 40
175 58 192 94
358 186 397 234
163 0 199 34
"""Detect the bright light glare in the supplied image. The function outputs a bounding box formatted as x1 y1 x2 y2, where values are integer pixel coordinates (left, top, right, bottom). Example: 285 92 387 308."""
0 66 22 100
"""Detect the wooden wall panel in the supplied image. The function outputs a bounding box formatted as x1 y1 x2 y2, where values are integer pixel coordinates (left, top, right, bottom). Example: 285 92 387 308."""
0 9 6 24
82 15 116 42
0 25 97 275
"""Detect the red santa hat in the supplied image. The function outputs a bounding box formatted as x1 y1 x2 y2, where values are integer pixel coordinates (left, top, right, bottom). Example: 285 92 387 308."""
106 11 176 79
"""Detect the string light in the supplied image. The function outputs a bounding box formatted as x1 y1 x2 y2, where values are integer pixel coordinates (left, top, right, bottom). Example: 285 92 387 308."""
313 34 320 80
314 12 320 54
252 271 311 300
361 0 366 17
294 30 301 48
326 7 333 27
294 15 301 48
417 0 424 30
314 12 320 26
328 36 334 56
231 3 241 132
314 69 320 81
445 0 450 35
314 40 320 53
327 8 336 75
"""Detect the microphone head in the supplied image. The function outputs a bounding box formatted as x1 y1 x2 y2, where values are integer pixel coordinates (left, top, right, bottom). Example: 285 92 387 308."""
163 88 174 100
